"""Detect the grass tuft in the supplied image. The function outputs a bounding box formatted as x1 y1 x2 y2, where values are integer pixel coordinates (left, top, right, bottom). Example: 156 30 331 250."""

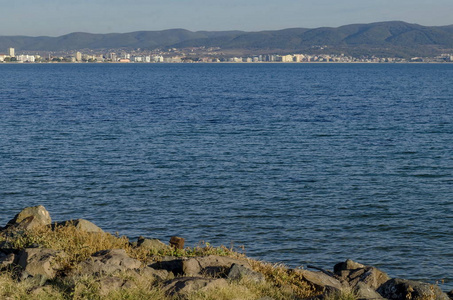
0 224 321 299
248 260 320 298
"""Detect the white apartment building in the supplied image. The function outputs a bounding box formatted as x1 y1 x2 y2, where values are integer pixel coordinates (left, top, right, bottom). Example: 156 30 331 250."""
16 55 35 62
152 55 164 62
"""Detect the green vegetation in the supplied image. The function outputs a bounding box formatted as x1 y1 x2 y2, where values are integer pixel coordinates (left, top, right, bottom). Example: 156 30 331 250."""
1 21 453 58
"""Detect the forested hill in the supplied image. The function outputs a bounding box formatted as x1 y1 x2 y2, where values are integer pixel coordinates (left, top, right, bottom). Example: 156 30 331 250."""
1 21 453 57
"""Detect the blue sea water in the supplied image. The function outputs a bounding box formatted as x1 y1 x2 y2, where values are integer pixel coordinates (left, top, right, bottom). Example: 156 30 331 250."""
0 63 452 289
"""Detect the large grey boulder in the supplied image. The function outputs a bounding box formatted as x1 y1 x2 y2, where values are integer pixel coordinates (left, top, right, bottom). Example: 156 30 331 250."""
16 248 63 280
377 278 449 300
55 219 104 233
334 259 390 290
163 277 228 299
182 255 251 277
77 249 142 276
6 205 51 229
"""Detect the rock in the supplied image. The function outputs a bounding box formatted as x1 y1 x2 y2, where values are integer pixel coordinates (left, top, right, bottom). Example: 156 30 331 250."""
0 252 15 269
297 269 345 291
334 259 390 290
149 257 184 275
8 216 46 232
182 255 251 277
139 266 170 281
135 236 169 252
334 259 366 273
6 206 51 229
227 263 265 283
56 219 104 233
354 282 386 300
349 267 389 290
97 276 135 296
377 278 450 300
447 290 453 300
16 248 63 280
163 277 228 298
77 249 142 276
169 236 185 249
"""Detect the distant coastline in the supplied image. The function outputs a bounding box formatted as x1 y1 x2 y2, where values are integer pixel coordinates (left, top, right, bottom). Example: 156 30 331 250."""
1 21 453 63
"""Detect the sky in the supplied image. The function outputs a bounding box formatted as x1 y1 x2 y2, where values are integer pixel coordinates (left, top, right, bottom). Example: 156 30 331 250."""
1 0 452 36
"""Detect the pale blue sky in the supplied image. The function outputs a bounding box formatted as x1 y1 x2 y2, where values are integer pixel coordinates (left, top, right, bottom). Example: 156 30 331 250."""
2 0 452 36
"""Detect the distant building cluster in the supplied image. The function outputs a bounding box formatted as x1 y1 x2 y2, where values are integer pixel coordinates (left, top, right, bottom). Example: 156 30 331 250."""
1 47 453 64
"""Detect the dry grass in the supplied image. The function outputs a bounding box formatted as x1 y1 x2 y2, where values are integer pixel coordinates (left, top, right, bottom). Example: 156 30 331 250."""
1 224 132 271
248 260 320 299
0 224 321 299
0 271 65 300
0 224 243 272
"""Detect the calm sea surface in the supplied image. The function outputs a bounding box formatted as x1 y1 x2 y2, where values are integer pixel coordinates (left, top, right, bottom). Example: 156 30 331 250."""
0 63 452 289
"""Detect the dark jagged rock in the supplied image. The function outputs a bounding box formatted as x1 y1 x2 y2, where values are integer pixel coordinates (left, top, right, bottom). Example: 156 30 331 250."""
334 259 390 290
377 278 449 300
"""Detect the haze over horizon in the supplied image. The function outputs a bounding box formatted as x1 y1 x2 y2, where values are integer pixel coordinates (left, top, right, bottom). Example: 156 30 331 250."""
1 0 452 37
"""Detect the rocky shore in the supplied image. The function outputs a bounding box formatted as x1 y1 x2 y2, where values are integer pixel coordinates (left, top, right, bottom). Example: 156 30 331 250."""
0 205 451 300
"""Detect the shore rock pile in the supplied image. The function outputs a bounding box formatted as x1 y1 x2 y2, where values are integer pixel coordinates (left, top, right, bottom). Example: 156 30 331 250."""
0 206 451 300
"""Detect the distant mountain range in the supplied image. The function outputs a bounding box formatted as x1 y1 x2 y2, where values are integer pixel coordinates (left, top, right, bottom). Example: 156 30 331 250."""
1 21 453 57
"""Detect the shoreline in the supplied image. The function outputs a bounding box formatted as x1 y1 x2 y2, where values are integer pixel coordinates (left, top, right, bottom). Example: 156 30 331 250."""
1 61 453 64
1 205 451 300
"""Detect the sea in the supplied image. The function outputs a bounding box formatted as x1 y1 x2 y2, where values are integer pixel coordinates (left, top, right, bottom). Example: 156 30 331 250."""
0 63 452 290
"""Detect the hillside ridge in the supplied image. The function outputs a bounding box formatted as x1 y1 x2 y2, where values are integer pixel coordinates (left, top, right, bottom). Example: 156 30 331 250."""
1 21 453 57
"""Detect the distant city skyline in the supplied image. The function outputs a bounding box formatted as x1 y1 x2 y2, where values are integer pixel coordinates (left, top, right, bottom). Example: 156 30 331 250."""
1 0 452 37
